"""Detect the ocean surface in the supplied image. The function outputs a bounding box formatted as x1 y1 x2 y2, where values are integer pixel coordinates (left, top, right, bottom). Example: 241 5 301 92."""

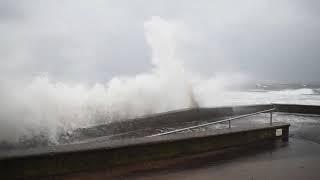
201 83 320 107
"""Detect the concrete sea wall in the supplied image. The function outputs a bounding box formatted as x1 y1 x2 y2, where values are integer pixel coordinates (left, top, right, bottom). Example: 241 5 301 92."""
3 103 320 179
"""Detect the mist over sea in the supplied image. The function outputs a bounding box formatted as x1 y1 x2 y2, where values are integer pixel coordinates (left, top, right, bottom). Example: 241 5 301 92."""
203 83 320 107
1 16 320 151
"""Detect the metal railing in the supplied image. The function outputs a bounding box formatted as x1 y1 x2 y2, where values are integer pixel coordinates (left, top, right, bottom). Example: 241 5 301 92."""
147 108 276 137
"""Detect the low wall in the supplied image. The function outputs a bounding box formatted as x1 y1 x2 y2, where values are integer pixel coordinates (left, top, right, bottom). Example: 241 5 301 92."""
274 104 320 115
0 123 289 179
80 104 275 136
65 104 274 143
64 107 235 143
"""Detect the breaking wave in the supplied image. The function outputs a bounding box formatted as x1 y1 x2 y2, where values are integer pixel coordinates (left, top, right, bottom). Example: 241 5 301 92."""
1 16 320 147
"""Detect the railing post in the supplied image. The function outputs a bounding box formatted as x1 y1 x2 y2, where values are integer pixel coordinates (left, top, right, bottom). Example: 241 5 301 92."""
270 111 273 125
228 120 231 128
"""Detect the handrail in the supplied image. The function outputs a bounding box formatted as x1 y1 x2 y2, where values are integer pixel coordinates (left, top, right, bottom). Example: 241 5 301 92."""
147 108 276 137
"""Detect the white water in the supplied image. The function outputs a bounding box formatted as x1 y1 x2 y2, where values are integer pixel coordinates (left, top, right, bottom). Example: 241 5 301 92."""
0 17 199 142
198 89 320 108
0 17 320 143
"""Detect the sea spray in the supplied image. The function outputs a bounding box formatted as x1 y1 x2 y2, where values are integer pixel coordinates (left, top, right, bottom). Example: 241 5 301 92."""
0 16 199 144
0 16 319 147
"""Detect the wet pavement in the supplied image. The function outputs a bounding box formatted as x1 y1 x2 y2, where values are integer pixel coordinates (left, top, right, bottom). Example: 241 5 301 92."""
119 113 320 180
126 138 320 180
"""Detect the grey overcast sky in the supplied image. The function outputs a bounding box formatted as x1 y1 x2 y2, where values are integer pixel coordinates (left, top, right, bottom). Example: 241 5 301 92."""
1 0 320 83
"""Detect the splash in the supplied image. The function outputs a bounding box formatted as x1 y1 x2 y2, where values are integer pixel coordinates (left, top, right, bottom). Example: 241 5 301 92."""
0 16 319 145
0 16 199 143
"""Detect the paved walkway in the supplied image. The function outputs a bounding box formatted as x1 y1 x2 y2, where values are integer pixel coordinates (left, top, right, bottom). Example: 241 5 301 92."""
126 138 320 180
123 113 320 180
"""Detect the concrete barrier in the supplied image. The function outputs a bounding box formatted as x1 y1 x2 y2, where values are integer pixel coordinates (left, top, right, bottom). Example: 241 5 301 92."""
62 105 273 143
232 104 274 116
274 104 320 115
64 104 320 143
0 122 289 179
62 107 234 143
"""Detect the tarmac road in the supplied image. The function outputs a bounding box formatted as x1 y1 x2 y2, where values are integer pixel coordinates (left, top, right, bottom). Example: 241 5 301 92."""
122 113 320 180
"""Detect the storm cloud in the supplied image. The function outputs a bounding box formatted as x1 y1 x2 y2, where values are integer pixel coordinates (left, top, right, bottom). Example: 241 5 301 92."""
0 0 320 83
